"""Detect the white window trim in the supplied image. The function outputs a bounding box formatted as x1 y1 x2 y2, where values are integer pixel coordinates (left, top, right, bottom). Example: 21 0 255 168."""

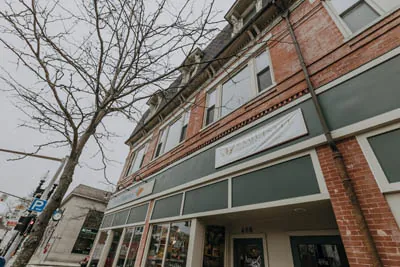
230 234 269 267
356 122 400 193
126 143 148 177
153 107 192 160
322 0 395 39
202 47 276 129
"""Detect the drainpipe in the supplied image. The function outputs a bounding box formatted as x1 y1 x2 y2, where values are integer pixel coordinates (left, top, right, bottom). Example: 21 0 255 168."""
275 3 383 267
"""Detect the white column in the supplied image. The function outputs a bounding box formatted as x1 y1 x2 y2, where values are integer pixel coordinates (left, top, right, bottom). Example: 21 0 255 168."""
98 230 114 267
186 219 205 267
112 228 126 267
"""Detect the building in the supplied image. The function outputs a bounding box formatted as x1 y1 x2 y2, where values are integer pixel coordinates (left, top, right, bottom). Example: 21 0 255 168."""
88 0 400 266
29 184 109 267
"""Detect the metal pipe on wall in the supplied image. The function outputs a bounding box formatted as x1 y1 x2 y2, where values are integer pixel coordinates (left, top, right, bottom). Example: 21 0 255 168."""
275 1 383 266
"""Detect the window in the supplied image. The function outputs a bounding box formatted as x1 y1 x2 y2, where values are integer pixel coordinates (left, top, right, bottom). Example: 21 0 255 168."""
328 0 384 34
89 231 107 266
127 144 147 176
256 51 273 92
115 226 144 267
203 48 274 127
72 210 104 255
221 66 251 117
205 89 217 126
154 109 191 158
145 221 191 267
105 229 123 267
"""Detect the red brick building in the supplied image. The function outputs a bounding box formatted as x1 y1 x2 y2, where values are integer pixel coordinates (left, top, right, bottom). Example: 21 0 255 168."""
88 0 400 266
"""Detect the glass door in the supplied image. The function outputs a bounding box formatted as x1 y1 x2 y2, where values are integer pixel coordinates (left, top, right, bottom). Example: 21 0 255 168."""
290 236 349 267
233 238 266 267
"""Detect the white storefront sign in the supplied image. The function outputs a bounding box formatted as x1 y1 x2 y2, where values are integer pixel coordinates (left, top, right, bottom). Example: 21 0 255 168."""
107 179 155 209
215 109 308 168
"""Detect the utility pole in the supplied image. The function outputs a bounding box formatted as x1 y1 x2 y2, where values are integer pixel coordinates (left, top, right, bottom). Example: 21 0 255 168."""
0 148 66 264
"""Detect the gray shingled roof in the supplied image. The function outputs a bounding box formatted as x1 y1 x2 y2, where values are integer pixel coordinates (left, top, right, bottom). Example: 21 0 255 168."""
128 24 233 142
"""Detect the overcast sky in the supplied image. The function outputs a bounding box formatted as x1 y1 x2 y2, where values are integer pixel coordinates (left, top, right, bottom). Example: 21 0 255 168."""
0 0 235 212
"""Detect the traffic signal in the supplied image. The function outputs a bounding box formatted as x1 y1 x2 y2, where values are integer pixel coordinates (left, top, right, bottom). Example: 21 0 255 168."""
14 215 35 233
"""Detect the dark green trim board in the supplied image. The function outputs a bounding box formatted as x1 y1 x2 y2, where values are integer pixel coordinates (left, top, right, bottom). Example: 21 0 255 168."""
151 194 183 220
127 204 149 224
183 180 228 215
101 214 114 228
232 155 320 207
368 128 400 184
112 209 129 226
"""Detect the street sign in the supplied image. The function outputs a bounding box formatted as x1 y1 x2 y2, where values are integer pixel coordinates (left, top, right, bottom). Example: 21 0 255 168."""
29 199 47 212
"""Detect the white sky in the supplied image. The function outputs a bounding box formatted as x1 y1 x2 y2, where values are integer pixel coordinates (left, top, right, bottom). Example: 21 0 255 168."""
0 0 235 213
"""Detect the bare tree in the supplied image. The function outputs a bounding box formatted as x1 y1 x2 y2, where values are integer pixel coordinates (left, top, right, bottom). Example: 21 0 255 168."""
0 0 218 265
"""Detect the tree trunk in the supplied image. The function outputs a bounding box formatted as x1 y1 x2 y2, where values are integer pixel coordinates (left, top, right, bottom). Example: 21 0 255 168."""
11 156 78 267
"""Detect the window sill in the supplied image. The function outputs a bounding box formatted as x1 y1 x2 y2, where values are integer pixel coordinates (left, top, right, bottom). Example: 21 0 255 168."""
344 6 400 44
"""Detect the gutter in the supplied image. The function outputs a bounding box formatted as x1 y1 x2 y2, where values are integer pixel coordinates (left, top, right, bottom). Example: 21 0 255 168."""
276 2 383 266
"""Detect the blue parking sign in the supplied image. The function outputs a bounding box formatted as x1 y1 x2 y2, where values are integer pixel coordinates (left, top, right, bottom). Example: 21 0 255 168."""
29 199 47 212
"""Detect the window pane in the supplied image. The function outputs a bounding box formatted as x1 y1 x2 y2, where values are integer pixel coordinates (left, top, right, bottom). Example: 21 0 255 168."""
128 145 146 176
145 224 169 267
255 52 269 73
180 125 188 142
183 110 191 125
208 89 217 107
125 226 144 267
257 67 273 92
203 226 225 267
89 231 108 267
206 106 215 126
105 229 123 267
164 221 191 267
72 210 104 254
115 228 134 267
164 118 183 152
341 2 379 32
330 0 359 14
112 209 129 227
221 66 251 117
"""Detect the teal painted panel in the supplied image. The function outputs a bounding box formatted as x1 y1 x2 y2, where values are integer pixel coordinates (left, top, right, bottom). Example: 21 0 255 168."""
127 204 149 224
368 129 400 184
101 214 114 228
112 209 130 226
232 155 320 207
183 180 228 215
151 194 183 220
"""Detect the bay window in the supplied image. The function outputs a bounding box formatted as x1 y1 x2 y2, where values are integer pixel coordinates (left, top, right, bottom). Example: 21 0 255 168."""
204 49 274 126
326 0 399 36
127 144 147 176
154 109 191 158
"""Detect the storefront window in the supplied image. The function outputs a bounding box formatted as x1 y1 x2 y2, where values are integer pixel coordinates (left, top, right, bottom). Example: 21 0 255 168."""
105 229 123 267
165 221 191 267
72 210 104 254
125 226 144 267
203 226 225 267
89 231 107 267
116 228 134 267
145 221 191 267
145 224 170 267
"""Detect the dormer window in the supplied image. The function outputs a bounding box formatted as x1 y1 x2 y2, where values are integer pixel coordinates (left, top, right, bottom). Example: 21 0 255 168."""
146 92 162 118
180 48 204 85
243 6 256 25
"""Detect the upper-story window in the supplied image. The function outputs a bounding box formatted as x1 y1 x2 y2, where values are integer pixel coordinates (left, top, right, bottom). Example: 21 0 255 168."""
127 144 147 176
325 0 399 36
154 109 191 158
204 49 274 126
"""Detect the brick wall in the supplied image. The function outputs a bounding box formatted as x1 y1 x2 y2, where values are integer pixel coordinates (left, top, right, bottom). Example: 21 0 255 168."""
317 138 400 266
118 1 400 189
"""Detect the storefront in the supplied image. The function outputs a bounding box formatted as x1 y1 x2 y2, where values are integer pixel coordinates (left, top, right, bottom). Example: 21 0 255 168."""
88 148 351 267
